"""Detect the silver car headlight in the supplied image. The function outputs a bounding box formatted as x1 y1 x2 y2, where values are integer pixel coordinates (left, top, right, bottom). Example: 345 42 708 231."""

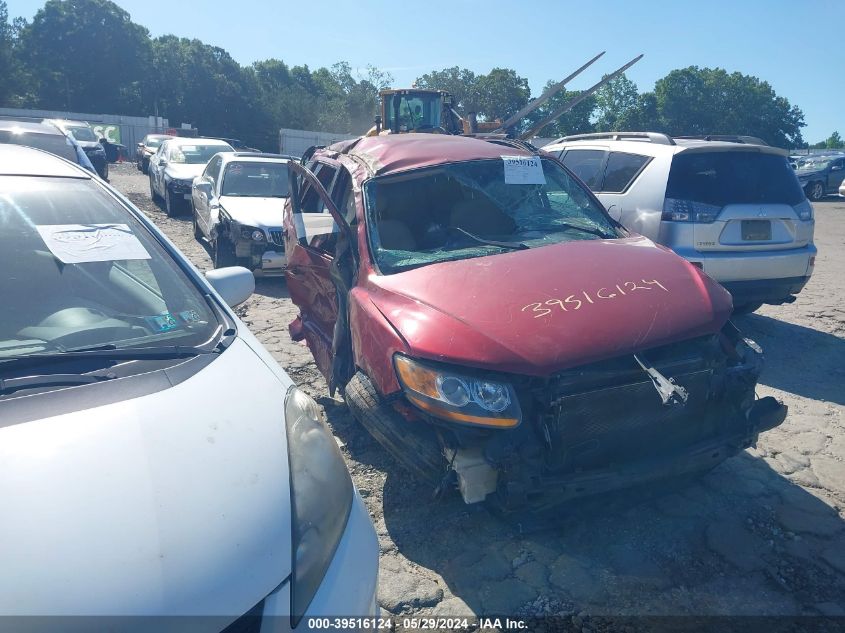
285 386 352 626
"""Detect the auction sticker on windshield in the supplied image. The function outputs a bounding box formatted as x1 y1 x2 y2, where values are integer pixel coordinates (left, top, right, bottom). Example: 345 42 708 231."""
502 155 546 185
36 224 151 264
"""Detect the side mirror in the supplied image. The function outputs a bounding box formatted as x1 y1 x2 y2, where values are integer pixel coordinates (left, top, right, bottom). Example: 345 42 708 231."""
137 142 143 148
157 158 166 166
205 267 254 307
831 165 842 172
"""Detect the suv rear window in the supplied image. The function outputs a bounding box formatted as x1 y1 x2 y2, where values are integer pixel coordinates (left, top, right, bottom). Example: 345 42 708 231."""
666 151 804 206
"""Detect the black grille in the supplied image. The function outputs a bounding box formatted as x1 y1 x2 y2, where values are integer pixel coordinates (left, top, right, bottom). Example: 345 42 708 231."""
541 335 725 472
268 229 285 247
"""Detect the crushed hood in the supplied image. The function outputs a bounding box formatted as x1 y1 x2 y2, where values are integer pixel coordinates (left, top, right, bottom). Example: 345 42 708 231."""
369 236 732 376
0 338 292 616
220 196 287 229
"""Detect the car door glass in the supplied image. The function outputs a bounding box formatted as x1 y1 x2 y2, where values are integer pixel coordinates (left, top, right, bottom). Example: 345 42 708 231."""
601 152 650 193
561 149 606 191
294 163 341 253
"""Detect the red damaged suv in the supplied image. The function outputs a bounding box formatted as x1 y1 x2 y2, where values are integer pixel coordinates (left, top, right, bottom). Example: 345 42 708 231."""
283 133 785 510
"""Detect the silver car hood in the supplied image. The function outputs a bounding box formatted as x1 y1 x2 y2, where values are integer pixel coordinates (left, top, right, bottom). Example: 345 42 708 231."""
0 338 293 616
219 196 287 229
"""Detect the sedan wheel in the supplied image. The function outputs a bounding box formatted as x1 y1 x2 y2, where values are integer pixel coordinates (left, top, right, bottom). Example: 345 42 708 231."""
149 173 159 201
807 181 825 201
164 187 179 217
192 202 203 240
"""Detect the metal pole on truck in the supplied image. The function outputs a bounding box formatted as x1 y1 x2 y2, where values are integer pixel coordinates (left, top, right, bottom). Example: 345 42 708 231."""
519 54 644 140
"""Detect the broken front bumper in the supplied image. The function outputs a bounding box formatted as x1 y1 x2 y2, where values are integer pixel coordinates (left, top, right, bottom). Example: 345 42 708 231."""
429 330 785 508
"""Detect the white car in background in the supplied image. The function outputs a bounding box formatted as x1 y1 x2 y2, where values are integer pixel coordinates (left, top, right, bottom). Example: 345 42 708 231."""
543 132 816 313
0 145 379 628
192 152 292 274
149 137 233 217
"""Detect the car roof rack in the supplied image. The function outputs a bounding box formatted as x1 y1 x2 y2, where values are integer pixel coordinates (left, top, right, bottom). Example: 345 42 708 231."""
673 135 769 146
551 131 676 146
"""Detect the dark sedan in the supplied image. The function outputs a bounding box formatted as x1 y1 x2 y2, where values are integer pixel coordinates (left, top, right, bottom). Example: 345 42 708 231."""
136 134 173 174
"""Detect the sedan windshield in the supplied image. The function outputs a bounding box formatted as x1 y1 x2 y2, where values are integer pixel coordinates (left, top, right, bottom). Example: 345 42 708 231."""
0 176 219 359
221 161 289 197
364 157 621 274
169 144 228 164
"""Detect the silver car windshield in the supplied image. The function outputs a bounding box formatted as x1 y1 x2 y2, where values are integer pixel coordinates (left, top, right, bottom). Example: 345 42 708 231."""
0 177 219 358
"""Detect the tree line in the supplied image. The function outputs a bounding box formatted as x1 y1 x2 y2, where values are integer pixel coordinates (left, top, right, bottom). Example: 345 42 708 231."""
0 0 835 150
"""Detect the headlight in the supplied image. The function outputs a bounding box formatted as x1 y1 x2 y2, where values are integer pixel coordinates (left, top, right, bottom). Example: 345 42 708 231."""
285 387 353 626
239 225 265 241
394 354 521 428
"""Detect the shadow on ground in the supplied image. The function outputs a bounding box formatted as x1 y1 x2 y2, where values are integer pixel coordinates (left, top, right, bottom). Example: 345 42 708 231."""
379 452 844 616
324 390 845 616
736 313 845 405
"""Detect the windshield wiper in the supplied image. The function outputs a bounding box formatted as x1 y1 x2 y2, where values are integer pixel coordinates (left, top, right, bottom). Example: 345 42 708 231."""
0 373 117 396
550 222 614 239
0 345 218 367
453 227 529 251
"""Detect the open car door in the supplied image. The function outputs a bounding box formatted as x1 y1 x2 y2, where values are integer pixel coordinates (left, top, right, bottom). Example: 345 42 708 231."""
284 159 357 392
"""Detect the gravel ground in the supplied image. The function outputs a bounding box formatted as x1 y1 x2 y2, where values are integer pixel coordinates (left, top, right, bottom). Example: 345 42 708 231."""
112 163 845 619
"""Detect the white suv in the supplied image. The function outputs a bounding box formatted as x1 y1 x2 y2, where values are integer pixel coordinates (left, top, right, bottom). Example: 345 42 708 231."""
542 132 816 312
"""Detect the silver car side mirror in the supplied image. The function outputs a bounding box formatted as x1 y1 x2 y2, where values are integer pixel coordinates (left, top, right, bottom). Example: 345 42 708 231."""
205 267 254 307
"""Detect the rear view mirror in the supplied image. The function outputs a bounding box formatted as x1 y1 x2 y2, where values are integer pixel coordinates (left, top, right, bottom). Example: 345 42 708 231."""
205 267 254 307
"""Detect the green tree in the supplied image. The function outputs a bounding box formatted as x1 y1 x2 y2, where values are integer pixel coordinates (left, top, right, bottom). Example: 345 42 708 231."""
0 0 17 105
523 83 596 139
15 0 151 113
414 66 480 114
593 74 640 132
475 67 530 121
654 66 805 147
824 131 843 149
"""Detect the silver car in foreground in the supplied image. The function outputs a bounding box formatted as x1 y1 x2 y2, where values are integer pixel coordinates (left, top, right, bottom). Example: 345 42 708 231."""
543 132 816 312
0 145 379 630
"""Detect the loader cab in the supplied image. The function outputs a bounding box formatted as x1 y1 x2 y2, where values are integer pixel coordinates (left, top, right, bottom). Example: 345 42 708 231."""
379 89 462 135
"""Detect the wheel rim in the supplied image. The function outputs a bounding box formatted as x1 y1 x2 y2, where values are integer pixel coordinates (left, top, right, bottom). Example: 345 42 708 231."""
813 182 824 199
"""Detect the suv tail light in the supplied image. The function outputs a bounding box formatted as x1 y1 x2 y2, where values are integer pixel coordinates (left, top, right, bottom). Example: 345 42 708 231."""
794 199 813 221
661 198 721 223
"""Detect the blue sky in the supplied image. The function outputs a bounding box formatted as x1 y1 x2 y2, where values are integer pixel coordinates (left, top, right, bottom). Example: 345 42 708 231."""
7 0 841 142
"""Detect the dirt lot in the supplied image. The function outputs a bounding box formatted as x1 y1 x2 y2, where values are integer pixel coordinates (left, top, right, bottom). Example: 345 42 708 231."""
112 163 845 619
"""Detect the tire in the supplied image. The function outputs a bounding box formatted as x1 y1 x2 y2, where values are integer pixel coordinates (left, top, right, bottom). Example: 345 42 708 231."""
344 371 446 485
733 301 763 315
807 181 825 201
213 233 237 268
141 158 149 175
136 159 141 172
192 202 203 240
101 162 109 181
164 186 180 217
149 173 159 201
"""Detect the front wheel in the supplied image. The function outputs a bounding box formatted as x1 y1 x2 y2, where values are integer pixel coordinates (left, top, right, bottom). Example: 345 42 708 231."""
141 158 149 175
192 202 203 240
164 187 181 217
344 371 446 485
149 173 159 201
806 181 825 201
213 234 237 268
